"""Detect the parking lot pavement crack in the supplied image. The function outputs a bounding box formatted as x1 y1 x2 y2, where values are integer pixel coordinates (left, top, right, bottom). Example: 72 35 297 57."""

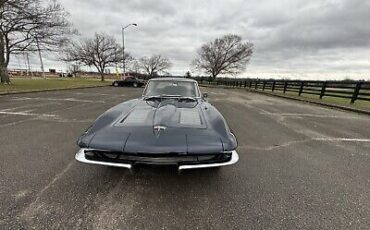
238 139 312 151
0 118 35 128
89 174 139 230
0 102 96 126
239 137 370 152
20 161 75 224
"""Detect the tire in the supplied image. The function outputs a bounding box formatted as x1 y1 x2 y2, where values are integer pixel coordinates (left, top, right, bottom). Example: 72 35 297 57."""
133 82 138 88
113 82 119 87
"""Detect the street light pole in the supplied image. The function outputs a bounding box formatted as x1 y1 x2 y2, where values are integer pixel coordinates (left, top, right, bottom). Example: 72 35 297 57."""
121 27 125 75
122 23 137 77
35 37 45 79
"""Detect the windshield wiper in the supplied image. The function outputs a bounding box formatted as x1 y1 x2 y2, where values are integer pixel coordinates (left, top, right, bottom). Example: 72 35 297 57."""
161 94 182 97
144 94 181 100
144 95 196 101
144 95 162 100
178 96 197 101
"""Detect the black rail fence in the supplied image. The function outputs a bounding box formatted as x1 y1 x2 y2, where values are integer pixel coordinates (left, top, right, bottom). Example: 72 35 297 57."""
198 79 370 104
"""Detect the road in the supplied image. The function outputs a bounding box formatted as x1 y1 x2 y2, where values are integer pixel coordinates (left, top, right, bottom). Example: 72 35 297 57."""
1 86 370 229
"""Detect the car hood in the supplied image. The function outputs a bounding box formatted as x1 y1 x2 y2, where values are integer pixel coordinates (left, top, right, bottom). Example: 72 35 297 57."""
121 99 204 126
79 99 236 154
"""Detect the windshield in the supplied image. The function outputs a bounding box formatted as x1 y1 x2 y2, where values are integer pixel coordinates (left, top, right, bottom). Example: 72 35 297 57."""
143 80 200 97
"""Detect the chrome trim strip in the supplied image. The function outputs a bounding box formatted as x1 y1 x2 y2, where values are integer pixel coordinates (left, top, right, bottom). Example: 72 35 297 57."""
75 148 132 169
178 150 239 170
75 149 238 170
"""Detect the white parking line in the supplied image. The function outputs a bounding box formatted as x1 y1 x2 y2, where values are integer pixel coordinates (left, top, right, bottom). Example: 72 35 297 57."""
10 96 105 103
0 111 57 118
313 137 370 142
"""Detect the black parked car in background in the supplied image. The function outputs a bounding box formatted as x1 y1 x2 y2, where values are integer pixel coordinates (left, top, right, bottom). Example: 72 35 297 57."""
112 77 145 87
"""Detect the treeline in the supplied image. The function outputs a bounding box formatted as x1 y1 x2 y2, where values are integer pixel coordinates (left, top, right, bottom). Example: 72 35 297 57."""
191 77 370 83
1 1 254 84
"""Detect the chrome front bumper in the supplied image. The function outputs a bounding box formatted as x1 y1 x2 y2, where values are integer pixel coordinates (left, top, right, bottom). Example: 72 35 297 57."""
75 148 239 170
75 148 132 169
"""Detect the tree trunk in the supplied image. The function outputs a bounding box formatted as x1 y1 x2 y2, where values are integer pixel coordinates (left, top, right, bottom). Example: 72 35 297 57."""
0 64 10 84
100 73 105 81
95 66 105 82
0 32 10 84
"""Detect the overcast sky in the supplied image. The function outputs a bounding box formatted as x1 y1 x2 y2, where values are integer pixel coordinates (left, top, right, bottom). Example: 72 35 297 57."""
9 0 370 80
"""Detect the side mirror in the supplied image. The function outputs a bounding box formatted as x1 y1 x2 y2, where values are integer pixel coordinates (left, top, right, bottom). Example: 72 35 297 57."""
202 93 208 98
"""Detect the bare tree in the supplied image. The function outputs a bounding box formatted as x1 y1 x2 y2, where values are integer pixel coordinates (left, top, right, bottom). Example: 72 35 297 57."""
0 0 74 83
67 64 80 77
193 34 254 79
126 59 140 74
138 55 171 77
63 32 128 81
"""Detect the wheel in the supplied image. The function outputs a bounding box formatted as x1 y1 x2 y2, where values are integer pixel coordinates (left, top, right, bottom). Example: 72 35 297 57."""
113 82 119 87
133 82 138 88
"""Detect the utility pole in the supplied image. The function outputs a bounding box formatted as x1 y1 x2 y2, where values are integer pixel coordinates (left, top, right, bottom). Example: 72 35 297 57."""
35 37 45 79
25 53 32 78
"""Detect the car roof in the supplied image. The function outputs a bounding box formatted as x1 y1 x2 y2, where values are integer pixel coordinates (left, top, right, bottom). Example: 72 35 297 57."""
149 78 197 83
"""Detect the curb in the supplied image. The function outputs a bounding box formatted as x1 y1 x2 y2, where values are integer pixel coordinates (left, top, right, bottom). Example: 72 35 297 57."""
0 85 109 96
200 84 370 116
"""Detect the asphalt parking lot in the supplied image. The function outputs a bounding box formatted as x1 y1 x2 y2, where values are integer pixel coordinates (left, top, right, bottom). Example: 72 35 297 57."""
1 86 370 229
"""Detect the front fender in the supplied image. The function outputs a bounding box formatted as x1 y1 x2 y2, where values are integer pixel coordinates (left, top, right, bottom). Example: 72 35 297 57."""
202 102 238 151
77 99 139 148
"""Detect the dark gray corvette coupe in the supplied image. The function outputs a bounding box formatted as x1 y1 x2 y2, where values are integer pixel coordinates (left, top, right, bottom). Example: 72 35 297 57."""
75 78 238 170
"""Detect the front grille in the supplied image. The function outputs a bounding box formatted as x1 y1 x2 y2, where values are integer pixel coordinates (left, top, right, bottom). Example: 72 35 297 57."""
84 150 232 165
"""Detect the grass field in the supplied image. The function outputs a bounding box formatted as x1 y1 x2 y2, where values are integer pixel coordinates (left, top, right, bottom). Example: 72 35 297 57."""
202 83 370 112
0 78 110 94
271 91 370 111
